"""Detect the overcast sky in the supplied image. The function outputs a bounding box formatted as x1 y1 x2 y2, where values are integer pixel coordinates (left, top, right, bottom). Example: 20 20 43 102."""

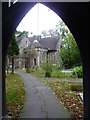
16 3 62 37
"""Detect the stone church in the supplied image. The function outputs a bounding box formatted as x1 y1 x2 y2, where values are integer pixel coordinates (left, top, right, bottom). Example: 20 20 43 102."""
15 35 62 69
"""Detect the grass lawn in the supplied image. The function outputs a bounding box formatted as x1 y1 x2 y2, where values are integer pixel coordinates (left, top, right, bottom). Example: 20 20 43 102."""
6 73 25 118
30 70 45 78
43 81 83 119
22 68 76 79
19 68 45 78
30 71 76 79
19 66 77 79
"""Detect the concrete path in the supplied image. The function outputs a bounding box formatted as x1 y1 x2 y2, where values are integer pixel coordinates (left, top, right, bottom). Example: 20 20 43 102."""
17 72 71 118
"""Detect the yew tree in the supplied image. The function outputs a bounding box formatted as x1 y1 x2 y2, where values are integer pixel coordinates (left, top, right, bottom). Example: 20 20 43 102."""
8 34 19 74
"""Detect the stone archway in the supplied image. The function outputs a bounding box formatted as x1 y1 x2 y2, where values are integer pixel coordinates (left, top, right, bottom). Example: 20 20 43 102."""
2 2 89 118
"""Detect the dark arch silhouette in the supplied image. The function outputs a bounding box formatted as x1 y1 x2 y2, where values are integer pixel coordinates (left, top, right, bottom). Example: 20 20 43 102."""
2 2 89 118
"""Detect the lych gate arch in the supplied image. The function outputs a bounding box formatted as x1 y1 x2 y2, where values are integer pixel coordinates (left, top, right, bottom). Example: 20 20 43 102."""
2 2 89 118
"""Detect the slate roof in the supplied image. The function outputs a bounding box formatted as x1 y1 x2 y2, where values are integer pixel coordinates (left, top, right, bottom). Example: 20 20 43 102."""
28 35 41 43
29 35 60 50
29 41 43 49
17 35 60 51
39 36 60 50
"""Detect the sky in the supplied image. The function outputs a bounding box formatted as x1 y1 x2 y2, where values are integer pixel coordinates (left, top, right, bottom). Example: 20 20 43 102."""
16 3 62 37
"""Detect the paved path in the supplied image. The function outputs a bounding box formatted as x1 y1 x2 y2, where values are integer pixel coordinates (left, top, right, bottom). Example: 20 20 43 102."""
17 72 71 118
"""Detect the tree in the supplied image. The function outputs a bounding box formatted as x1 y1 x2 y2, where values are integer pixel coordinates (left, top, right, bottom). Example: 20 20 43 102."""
60 33 82 68
8 34 19 74
55 20 82 68
22 47 36 73
5 55 9 75
15 30 29 38
41 30 48 37
48 29 56 37
55 21 69 39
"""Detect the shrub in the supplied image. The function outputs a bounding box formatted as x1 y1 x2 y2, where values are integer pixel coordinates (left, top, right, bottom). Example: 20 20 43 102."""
51 69 60 78
72 66 83 78
41 59 53 73
71 84 83 91
45 71 51 77
53 63 60 78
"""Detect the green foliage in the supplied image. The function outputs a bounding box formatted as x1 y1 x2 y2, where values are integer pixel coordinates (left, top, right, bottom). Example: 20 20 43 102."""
38 68 45 73
29 68 76 78
52 63 60 78
51 69 76 78
71 84 83 91
60 33 82 68
41 59 53 77
23 47 36 59
55 20 82 69
30 70 45 78
59 57 63 69
7 34 19 74
23 47 37 73
73 66 83 78
51 69 60 78
8 34 19 56
55 21 69 40
15 30 29 38
41 59 53 73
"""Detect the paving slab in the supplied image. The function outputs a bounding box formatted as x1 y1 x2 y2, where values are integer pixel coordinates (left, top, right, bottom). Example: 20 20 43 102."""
17 71 71 118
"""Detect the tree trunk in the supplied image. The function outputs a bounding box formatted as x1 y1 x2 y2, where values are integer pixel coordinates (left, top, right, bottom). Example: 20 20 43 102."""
12 56 14 74
26 58 30 73
26 58 29 73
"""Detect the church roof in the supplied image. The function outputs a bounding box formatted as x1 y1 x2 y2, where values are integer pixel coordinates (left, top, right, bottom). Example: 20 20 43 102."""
39 36 60 50
29 40 43 49
28 35 40 43
29 35 60 50
17 35 60 51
